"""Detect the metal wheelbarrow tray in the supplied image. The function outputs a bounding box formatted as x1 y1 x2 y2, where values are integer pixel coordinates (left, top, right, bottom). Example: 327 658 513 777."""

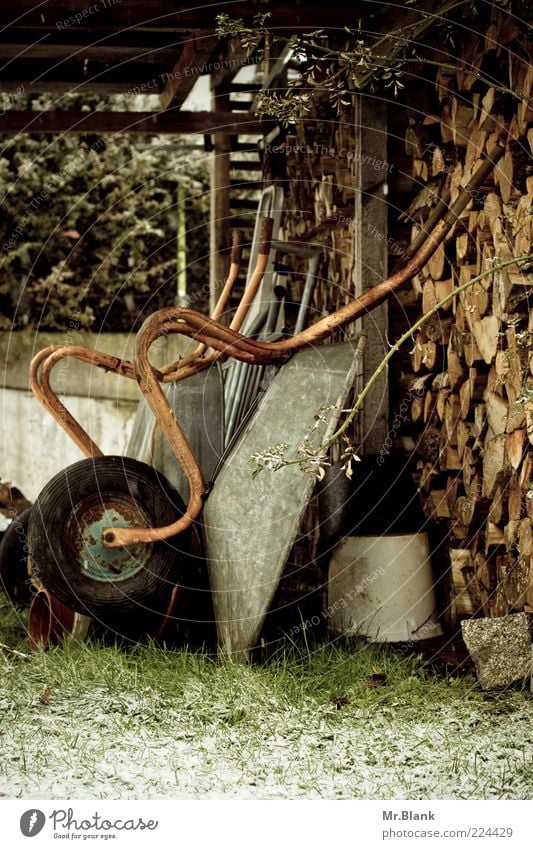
203 341 363 659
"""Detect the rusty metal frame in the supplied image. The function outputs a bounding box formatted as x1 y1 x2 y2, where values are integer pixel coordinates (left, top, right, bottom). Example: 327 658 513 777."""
29 228 249 457
29 143 505 549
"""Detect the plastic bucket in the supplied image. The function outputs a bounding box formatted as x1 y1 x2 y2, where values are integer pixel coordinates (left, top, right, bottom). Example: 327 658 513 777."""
28 589 91 650
327 533 443 642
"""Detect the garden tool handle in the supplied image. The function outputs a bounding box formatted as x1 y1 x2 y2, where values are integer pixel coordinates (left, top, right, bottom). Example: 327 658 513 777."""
229 217 274 332
230 228 245 266
258 216 274 256
210 228 244 323
156 229 244 374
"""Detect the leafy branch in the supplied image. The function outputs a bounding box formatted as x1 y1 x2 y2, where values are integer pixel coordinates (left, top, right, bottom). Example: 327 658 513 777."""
249 253 533 479
216 5 532 126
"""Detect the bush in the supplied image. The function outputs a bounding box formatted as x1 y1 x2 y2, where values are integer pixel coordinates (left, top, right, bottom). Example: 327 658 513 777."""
0 94 210 332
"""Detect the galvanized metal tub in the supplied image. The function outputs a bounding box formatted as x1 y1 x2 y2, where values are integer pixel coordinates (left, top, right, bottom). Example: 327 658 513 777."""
327 533 443 642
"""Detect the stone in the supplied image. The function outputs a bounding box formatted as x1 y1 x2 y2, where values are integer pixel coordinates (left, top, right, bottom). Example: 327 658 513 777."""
461 613 531 690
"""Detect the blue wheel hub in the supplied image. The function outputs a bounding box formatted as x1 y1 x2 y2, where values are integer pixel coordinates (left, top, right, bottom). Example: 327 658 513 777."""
63 493 153 582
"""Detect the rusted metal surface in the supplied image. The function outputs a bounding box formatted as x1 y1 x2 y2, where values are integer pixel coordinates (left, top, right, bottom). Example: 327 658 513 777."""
63 492 153 582
105 336 206 546
29 145 505 549
30 345 134 458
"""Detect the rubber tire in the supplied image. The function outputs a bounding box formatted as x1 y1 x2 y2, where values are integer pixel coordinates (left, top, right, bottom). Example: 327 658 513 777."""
28 456 189 618
0 506 33 607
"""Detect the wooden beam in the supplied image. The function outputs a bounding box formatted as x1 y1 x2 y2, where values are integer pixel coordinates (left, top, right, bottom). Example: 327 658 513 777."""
0 2 375 32
0 43 180 64
160 31 220 110
354 0 462 90
0 26 204 47
0 110 269 135
0 80 151 94
353 95 390 454
0 65 172 93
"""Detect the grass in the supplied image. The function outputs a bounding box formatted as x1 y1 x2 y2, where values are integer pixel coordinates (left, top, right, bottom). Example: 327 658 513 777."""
0 604 532 800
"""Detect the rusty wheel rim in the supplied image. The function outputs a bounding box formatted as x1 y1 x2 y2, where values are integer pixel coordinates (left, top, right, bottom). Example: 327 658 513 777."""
63 492 153 583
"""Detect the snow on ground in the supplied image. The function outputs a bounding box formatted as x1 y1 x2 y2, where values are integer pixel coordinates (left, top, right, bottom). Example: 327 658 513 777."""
1 685 532 799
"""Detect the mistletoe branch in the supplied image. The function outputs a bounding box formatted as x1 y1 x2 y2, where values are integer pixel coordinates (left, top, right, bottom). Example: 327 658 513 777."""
216 6 533 126
250 253 533 479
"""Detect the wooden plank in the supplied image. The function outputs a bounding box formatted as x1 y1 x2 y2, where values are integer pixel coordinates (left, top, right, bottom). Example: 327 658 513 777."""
0 110 268 135
0 2 374 31
209 84 231 315
159 32 220 110
353 95 389 454
0 80 149 94
0 43 180 64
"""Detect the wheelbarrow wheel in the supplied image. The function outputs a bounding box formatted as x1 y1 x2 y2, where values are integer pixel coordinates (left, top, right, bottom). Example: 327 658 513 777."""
28 456 189 618
0 506 33 607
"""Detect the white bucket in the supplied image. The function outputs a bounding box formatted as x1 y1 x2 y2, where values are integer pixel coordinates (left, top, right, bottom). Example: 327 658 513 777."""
327 533 443 642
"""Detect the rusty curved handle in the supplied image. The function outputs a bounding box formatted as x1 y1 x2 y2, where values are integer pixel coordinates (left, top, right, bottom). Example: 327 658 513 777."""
137 142 507 363
29 340 209 546
30 145 504 548
29 340 227 462
165 228 245 370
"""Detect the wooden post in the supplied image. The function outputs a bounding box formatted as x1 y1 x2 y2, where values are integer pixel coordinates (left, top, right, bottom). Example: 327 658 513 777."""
353 95 389 454
209 82 231 316
176 182 187 305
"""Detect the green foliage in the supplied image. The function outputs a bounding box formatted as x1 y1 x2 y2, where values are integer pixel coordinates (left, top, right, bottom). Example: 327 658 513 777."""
0 95 210 331
1 608 532 798
217 1 531 126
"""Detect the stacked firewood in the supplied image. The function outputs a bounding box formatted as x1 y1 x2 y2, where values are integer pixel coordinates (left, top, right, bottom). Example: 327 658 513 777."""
403 21 533 628
267 111 358 331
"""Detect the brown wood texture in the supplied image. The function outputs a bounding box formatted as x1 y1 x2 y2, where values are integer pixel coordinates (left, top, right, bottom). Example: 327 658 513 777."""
400 25 533 628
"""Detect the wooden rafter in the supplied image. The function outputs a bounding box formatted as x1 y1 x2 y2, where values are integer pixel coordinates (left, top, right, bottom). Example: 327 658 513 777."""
159 31 220 110
0 2 379 32
354 0 466 89
0 80 153 94
0 43 180 64
0 110 269 135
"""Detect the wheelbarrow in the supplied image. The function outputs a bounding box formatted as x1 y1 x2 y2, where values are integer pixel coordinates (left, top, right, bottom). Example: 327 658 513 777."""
24 221 272 638
25 147 503 652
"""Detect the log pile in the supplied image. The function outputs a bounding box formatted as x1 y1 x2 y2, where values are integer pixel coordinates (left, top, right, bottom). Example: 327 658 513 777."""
398 13 533 629
0 481 31 523
265 110 357 333
262 6 533 641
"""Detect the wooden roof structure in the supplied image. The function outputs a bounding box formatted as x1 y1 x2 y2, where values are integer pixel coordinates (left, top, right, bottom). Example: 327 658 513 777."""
0 1 461 135
0 1 468 310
